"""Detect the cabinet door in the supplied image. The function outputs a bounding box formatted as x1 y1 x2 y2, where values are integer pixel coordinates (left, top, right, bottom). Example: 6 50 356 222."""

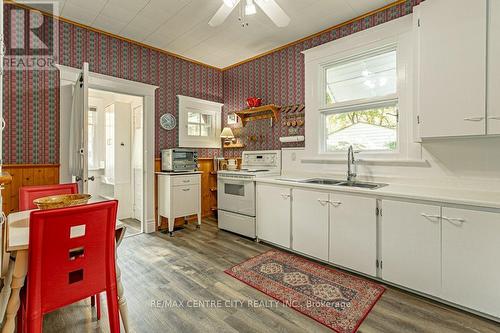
291 189 329 261
416 0 487 137
256 184 291 248
173 185 200 217
488 0 500 134
442 207 500 317
330 194 377 276
381 200 441 295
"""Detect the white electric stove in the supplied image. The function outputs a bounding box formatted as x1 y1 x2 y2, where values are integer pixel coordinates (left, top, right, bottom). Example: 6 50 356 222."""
217 150 281 238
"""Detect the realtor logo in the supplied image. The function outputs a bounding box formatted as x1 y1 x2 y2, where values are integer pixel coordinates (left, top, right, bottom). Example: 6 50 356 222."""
4 1 59 70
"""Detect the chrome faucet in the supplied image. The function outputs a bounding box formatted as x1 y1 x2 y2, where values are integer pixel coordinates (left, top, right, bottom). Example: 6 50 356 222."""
347 145 357 182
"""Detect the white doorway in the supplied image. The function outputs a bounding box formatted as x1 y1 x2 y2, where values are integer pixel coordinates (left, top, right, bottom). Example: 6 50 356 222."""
87 88 143 236
57 63 158 234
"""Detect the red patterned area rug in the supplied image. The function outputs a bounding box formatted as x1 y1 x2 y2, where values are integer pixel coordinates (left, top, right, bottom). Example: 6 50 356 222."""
225 250 385 333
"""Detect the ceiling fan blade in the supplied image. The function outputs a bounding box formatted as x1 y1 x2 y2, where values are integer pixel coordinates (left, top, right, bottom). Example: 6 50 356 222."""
209 1 241 27
255 0 290 27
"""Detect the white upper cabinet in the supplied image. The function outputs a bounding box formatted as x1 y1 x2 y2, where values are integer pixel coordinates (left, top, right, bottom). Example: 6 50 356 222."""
329 194 377 276
488 0 500 134
415 0 487 138
441 207 500 318
291 189 329 261
256 184 291 248
381 200 442 296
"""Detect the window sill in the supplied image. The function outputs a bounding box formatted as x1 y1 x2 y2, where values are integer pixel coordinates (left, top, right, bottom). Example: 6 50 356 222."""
301 157 430 167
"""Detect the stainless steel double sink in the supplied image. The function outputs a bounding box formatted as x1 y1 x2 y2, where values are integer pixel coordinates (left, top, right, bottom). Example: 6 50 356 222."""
300 178 388 190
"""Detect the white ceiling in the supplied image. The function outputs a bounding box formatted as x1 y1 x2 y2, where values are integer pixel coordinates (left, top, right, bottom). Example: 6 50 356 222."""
30 0 394 68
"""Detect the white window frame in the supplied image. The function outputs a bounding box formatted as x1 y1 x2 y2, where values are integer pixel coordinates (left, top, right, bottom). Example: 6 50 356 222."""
178 95 223 149
303 15 421 161
319 44 399 153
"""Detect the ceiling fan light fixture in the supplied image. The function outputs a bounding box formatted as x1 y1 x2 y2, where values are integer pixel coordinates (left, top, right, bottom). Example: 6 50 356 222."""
245 0 257 15
224 0 238 8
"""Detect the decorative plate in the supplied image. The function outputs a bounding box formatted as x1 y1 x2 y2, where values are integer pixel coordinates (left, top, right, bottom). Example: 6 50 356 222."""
160 113 176 130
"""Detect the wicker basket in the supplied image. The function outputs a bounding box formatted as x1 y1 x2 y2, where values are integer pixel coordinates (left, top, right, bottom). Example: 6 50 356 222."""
33 194 92 210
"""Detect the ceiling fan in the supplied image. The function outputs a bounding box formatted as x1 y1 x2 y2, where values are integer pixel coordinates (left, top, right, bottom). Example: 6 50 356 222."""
209 0 291 28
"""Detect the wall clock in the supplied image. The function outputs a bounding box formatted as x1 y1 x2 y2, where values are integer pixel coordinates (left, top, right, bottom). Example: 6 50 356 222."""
160 113 176 130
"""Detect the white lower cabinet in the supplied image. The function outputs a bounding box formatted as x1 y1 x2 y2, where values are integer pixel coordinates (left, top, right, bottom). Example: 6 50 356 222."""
291 189 329 261
256 184 291 248
381 200 441 296
256 182 500 320
329 194 377 276
441 207 500 317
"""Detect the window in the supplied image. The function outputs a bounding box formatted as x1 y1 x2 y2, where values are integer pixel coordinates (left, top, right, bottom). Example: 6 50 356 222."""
187 112 213 137
321 47 398 153
178 95 223 148
324 103 398 152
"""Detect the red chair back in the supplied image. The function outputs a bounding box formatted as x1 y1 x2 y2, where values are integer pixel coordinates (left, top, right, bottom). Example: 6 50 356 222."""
19 183 79 211
26 201 119 327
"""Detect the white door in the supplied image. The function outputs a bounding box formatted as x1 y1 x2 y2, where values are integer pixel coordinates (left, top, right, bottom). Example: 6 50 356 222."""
329 194 377 276
256 184 291 248
69 62 90 193
381 200 441 296
442 207 500 317
488 0 500 134
415 0 487 137
291 189 329 261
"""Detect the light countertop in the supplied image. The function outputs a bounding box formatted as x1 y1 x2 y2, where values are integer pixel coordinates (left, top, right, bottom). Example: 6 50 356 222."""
156 171 202 175
255 176 500 210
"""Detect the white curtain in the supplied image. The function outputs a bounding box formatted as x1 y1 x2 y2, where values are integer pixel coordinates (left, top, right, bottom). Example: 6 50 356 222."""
69 75 84 179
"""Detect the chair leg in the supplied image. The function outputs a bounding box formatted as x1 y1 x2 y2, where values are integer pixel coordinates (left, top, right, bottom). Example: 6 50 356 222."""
96 293 101 320
26 316 43 333
16 307 24 333
106 289 120 333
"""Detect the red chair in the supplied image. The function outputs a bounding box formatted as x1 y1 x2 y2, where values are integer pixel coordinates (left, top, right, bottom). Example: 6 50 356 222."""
21 201 120 333
18 183 101 326
19 183 79 211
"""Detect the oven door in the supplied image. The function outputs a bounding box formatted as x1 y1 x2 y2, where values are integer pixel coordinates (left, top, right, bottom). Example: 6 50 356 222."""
217 175 255 216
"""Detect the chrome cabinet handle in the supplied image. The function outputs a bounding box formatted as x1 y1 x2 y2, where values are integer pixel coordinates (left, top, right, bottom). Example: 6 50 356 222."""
463 117 485 122
442 216 466 225
183 180 190 183
420 213 440 220
488 116 500 120
182 188 190 192
329 201 342 207
318 199 329 206
281 194 291 199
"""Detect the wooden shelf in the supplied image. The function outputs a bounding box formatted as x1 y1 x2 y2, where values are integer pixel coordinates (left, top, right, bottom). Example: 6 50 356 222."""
223 142 245 149
235 104 280 126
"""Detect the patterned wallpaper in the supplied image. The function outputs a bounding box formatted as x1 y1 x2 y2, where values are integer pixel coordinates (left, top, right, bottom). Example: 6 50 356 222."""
2 1 422 164
2 4 223 164
222 0 422 158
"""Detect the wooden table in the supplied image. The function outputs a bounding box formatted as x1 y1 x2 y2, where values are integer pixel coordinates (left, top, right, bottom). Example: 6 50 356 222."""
1 204 130 333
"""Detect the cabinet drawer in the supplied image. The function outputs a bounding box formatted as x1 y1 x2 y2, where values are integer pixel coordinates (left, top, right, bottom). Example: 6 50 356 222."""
172 185 200 217
172 175 200 187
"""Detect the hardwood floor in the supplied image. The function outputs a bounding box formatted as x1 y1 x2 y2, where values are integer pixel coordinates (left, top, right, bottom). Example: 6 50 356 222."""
43 219 500 333
119 218 142 237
